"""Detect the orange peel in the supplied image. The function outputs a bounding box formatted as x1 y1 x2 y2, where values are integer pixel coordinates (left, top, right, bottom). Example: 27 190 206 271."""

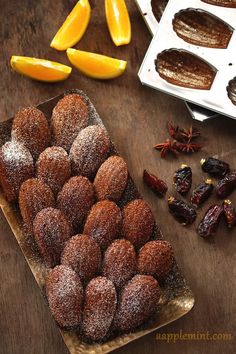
10 56 72 82
50 0 91 51
105 0 131 46
67 48 127 79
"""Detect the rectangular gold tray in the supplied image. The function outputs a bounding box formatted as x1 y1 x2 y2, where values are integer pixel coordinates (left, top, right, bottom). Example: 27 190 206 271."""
0 90 194 354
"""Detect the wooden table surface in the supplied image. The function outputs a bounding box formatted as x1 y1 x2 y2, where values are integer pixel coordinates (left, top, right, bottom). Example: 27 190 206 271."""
1 1 236 353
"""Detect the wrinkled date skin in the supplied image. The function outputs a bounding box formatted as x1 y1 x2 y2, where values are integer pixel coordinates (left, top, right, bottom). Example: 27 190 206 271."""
173 165 192 195
223 200 236 228
201 157 230 178
197 204 223 238
190 180 214 207
143 169 168 197
215 171 236 199
168 197 197 225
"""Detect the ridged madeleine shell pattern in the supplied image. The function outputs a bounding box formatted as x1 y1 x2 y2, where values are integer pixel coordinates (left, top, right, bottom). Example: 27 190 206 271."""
201 0 236 8
227 77 236 105
94 156 128 202
83 200 122 250
0 141 34 202
19 178 55 231
173 8 233 48
155 49 217 90
70 125 110 179
151 0 169 22
36 146 71 195
45 265 83 330
82 276 117 341
57 176 95 230
122 199 155 249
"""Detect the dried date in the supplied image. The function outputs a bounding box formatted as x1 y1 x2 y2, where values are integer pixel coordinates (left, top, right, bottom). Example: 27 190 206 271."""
223 200 236 228
173 165 192 195
197 204 223 238
190 179 214 207
201 157 230 178
168 196 197 225
215 171 236 199
143 169 168 197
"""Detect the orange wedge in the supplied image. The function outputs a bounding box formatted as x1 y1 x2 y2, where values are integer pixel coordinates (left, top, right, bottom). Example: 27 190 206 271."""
67 48 127 79
105 0 131 46
50 0 91 51
10 56 72 82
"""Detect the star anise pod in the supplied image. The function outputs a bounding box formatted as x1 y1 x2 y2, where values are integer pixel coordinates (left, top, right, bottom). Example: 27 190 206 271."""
181 126 201 141
167 122 185 142
167 122 200 143
154 139 178 158
174 141 202 153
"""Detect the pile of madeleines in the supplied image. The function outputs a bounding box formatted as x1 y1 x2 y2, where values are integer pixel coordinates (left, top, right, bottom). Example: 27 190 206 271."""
0 93 174 342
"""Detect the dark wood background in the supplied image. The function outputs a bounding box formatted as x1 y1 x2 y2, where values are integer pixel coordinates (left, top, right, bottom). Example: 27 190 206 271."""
0 1 235 353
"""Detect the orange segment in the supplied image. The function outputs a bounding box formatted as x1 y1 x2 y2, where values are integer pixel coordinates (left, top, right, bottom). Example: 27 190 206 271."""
10 56 72 82
67 48 127 79
105 0 131 46
50 0 91 51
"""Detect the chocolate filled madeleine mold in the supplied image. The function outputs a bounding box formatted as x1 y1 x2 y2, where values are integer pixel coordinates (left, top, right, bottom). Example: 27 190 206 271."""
151 0 169 22
0 90 194 354
138 0 236 120
173 8 233 48
227 77 236 105
155 49 217 90
201 0 236 7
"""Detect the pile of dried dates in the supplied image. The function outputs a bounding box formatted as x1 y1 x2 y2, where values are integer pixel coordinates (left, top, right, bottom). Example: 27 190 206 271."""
143 156 236 239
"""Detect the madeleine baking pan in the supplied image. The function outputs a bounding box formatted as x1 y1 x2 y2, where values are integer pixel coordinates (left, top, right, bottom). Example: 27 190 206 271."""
138 0 236 120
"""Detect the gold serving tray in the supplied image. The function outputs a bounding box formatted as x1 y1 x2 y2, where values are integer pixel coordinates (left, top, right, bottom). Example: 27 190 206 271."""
0 90 194 354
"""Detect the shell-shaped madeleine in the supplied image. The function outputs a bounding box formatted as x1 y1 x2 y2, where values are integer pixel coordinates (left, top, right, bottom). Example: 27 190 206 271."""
33 207 72 267
36 146 71 195
0 141 34 202
83 200 122 250
173 8 233 49
102 239 136 289
227 77 236 106
51 94 89 152
151 0 168 22
11 106 50 158
155 49 217 90
57 176 95 230
82 276 117 341
201 0 236 8
61 234 101 283
114 275 161 331
94 156 128 202
122 199 155 249
70 125 110 179
137 240 174 281
45 265 83 329
19 178 55 231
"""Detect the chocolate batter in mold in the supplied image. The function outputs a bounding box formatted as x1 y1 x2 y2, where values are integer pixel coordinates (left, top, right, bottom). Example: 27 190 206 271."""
151 0 169 22
155 49 217 90
201 0 236 8
227 77 236 105
173 8 233 48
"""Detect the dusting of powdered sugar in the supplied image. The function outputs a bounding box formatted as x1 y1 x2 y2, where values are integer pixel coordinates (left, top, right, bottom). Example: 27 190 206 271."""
69 125 111 179
82 276 117 341
1 140 33 167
